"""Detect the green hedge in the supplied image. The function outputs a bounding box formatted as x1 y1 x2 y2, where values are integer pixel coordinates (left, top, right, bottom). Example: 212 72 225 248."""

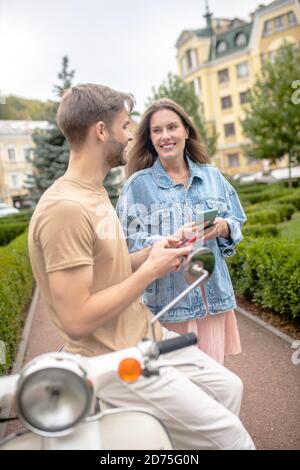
276 194 300 211
0 211 32 225
228 238 300 319
243 224 279 238
0 232 34 375
246 209 281 225
0 222 28 246
245 203 296 223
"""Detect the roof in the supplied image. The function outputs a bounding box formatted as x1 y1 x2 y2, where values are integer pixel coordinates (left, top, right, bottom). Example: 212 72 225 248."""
209 22 253 61
175 0 290 59
195 27 213 38
0 120 49 135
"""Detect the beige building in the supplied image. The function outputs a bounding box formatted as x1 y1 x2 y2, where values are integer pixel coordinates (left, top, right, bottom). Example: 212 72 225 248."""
0 120 48 207
176 0 300 176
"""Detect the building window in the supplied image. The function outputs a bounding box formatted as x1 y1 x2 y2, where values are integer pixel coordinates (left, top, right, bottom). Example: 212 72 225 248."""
193 77 201 96
260 52 267 65
224 123 236 137
181 57 188 76
269 50 276 63
221 95 232 109
218 68 229 84
186 48 197 70
199 102 205 117
10 174 19 188
216 40 227 54
235 32 247 47
8 147 16 162
263 20 273 36
287 11 297 27
236 61 249 79
274 15 284 31
246 156 259 165
227 153 240 167
240 90 250 104
23 148 33 161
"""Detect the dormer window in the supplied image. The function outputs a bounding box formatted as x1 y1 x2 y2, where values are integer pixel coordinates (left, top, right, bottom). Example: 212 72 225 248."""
216 40 227 54
235 32 247 47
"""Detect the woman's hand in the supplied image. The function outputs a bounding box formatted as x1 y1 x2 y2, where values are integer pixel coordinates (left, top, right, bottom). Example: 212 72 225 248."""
204 217 230 241
172 222 196 241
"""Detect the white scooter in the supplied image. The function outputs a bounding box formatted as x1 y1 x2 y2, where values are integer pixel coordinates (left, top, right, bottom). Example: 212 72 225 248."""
0 248 215 450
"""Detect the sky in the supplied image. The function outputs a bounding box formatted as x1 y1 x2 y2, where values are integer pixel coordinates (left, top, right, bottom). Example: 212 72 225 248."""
0 0 263 113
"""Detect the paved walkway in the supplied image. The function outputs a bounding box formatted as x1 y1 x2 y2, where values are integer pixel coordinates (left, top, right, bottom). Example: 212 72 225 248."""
5 294 300 449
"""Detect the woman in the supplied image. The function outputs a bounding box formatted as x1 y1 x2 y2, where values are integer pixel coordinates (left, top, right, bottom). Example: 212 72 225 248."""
117 99 246 364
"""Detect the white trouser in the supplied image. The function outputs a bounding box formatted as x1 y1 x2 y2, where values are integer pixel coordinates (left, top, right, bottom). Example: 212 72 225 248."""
99 329 255 450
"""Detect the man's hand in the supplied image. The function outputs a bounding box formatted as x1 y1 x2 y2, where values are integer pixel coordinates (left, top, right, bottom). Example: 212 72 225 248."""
143 237 192 280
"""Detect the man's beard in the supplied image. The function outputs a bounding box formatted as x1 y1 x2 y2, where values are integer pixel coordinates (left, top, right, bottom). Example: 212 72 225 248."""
106 135 127 168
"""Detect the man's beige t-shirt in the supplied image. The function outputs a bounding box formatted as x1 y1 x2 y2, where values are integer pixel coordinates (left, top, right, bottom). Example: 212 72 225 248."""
28 176 162 356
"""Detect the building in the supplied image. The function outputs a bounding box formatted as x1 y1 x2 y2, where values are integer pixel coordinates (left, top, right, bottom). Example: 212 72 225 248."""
175 0 300 176
0 120 48 207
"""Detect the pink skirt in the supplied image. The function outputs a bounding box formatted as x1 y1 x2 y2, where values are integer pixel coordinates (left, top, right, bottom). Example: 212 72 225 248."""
161 310 241 364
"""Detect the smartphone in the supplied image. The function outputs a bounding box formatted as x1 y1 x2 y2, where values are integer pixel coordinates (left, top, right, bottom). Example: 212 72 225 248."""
175 208 218 248
196 208 218 229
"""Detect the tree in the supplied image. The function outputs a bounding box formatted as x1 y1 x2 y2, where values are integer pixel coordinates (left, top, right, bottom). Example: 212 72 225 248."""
146 72 218 157
241 43 300 187
0 95 54 120
26 56 75 202
103 169 122 207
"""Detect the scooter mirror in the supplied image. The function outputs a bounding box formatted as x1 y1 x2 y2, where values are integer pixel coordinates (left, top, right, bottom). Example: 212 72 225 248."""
183 247 215 285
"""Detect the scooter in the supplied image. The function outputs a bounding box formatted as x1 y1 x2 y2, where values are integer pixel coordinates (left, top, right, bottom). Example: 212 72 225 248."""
0 247 215 450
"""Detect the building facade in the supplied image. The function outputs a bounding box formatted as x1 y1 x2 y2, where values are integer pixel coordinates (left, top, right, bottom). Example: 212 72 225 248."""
0 120 48 207
176 0 300 176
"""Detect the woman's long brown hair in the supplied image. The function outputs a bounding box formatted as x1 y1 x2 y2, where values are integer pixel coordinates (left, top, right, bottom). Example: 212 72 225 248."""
127 98 209 177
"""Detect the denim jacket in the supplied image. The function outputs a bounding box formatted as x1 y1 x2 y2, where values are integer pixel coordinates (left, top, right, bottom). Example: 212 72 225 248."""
116 156 246 323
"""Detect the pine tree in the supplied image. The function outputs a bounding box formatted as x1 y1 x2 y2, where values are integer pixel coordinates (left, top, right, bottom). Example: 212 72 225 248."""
26 56 75 202
146 72 218 157
103 168 122 207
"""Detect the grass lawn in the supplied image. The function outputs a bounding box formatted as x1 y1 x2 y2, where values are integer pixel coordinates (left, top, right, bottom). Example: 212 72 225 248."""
278 211 300 239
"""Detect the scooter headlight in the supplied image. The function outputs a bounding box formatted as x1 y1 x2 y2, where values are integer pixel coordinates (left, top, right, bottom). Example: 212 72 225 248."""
16 354 93 436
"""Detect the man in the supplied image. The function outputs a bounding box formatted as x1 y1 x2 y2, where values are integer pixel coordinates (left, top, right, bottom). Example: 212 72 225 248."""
28 83 255 450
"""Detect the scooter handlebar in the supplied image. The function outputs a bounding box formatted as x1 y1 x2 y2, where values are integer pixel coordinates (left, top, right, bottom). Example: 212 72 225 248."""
156 333 197 356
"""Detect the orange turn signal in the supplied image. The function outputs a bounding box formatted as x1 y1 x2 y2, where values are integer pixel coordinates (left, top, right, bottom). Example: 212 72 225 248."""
118 358 142 383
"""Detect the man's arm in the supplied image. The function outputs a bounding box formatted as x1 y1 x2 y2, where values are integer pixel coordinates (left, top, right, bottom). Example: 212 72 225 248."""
48 239 191 341
129 246 152 272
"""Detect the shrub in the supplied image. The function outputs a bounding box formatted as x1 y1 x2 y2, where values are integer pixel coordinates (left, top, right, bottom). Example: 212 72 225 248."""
276 203 296 221
0 232 34 375
0 211 32 225
243 224 279 238
246 209 280 225
236 184 269 194
276 194 300 211
228 238 300 319
245 203 295 222
0 222 28 246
